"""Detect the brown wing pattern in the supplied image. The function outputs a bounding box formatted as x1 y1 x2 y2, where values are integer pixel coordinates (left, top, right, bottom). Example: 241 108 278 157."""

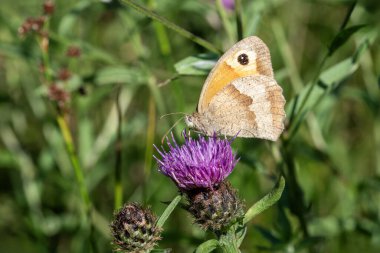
201 75 285 140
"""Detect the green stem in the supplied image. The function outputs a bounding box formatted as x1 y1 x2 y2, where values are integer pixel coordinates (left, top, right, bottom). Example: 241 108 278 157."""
285 53 328 138
235 0 243 40
57 116 91 211
216 0 235 43
286 2 357 139
148 0 172 56
39 21 91 213
119 0 222 54
114 86 123 210
218 229 240 253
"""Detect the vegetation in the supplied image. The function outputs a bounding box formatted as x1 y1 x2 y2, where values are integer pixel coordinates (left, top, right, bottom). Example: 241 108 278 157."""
0 0 379 252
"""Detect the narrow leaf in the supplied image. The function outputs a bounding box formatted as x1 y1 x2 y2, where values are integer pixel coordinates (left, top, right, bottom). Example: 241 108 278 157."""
243 177 285 224
195 239 219 253
156 195 182 228
328 24 367 56
174 54 218 76
95 66 147 86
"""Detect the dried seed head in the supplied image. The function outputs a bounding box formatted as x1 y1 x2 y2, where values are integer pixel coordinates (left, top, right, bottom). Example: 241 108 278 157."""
185 181 244 232
57 68 71 81
48 84 70 108
110 203 162 253
43 0 55 15
18 16 46 36
66 46 81 58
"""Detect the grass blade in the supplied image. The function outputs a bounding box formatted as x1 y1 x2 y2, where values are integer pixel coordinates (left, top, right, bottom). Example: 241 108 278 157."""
119 0 222 54
156 195 182 228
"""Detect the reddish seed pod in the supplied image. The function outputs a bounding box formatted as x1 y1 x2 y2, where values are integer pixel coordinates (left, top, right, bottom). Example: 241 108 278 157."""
57 68 71 81
43 0 55 15
48 84 70 107
66 46 81 58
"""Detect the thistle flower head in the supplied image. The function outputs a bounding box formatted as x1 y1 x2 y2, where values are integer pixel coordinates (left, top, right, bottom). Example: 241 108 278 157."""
110 203 162 253
154 132 238 190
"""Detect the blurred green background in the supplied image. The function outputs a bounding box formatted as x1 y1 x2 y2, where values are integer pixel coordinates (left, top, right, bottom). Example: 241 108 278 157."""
0 0 379 252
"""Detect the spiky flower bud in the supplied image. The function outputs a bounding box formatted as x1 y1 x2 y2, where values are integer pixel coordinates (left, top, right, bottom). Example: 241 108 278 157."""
110 203 162 253
186 181 244 232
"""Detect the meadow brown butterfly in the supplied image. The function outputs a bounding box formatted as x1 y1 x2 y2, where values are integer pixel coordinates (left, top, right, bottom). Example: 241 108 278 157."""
185 36 286 141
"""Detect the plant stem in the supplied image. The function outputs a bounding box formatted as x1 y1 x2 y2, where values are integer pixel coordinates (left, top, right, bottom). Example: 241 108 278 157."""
235 0 243 40
216 0 235 43
119 0 222 54
218 228 240 253
57 115 91 211
114 86 123 210
286 2 357 140
38 24 92 213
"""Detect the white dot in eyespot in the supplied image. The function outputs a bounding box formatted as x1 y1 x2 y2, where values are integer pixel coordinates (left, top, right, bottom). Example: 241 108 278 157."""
226 49 257 71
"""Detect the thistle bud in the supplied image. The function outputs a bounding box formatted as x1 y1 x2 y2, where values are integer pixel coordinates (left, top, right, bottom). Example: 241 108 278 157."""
110 203 162 253
185 181 244 232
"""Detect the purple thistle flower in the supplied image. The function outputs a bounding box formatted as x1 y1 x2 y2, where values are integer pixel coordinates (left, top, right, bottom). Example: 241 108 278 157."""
222 0 235 11
154 132 238 190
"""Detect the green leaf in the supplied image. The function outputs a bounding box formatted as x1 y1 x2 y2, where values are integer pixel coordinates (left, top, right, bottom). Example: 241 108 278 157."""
58 0 92 36
174 54 218 76
156 195 182 228
328 24 367 56
194 239 219 253
285 56 361 119
151 249 172 253
94 66 147 86
243 177 285 224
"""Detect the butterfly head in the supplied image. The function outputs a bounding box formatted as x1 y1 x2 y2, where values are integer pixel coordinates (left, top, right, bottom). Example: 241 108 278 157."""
185 114 196 129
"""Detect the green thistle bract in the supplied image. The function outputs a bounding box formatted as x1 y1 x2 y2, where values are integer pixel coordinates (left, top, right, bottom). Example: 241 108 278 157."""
186 181 245 232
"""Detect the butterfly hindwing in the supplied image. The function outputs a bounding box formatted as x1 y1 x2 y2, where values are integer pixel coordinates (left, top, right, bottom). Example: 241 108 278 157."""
199 75 285 140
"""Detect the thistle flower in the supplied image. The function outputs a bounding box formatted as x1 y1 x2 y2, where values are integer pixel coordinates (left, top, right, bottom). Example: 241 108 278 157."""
154 132 238 190
222 0 235 10
110 203 162 253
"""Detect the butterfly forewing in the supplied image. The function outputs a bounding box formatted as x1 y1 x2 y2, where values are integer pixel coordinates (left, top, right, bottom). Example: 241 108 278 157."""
198 36 274 112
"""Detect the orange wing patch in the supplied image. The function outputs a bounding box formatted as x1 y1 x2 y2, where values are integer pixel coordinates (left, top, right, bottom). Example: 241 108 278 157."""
197 36 274 112
199 62 258 112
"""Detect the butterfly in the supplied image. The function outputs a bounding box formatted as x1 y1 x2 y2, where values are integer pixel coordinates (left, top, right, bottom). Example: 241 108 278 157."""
185 36 286 141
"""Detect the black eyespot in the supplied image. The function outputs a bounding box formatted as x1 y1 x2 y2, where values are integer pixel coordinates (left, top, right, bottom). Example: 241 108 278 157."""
237 53 249 65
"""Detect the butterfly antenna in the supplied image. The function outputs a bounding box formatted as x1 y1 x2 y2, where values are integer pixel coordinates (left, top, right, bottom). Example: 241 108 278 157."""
160 112 187 120
161 116 185 144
